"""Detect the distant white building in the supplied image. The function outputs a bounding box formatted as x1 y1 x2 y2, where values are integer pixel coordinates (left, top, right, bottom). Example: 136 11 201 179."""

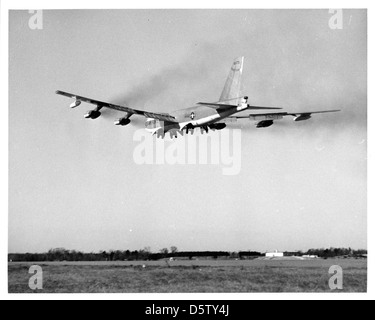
266 250 284 258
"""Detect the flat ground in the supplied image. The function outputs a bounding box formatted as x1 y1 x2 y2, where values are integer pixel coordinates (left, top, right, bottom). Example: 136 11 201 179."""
8 258 367 293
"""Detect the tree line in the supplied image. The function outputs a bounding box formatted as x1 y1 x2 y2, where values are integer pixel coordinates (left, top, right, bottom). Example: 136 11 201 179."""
8 247 367 262
305 248 367 258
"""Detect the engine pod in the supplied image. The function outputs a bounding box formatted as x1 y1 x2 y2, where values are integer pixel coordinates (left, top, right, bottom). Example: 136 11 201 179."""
256 120 274 128
84 110 101 119
114 118 131 126
294 114 312 121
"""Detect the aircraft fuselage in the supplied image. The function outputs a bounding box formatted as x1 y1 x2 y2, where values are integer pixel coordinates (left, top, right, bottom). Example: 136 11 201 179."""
145 104 246 136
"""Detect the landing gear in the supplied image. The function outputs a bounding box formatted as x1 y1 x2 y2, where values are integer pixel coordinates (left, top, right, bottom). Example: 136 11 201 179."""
184 124 195 135
200 126 209 134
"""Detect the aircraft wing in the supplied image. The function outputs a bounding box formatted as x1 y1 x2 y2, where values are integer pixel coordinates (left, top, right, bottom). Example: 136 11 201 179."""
228 110 340 127
56 90 177 122
231 110 341 119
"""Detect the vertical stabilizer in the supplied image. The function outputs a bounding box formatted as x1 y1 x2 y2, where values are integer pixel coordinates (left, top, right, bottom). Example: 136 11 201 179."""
219 57 244 105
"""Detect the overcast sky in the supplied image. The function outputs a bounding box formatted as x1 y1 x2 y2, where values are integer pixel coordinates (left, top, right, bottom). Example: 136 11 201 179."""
9 9 367 253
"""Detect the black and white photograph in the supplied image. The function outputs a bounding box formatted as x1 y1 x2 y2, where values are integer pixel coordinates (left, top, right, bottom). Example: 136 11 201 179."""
2 1 371 301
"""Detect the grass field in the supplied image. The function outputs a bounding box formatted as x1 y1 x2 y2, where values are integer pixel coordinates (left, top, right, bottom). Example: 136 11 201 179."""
8 258 367 293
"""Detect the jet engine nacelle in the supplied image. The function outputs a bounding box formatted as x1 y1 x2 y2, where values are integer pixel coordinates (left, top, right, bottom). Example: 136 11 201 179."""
209 123 227 131
70 100 81 108
114 118 131 126
256 120 274 128
84 110 101 119
294 114 312 122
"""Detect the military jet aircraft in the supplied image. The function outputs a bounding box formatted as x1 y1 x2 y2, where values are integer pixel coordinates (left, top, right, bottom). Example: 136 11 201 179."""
56 57 340 138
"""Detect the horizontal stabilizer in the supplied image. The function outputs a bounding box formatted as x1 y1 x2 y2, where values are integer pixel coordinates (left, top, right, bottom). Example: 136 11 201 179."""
197 102 237 108
247 105 283 110
197 102 282 111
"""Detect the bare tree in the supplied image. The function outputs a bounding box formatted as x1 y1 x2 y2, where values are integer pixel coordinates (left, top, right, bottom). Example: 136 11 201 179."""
160 248 169 255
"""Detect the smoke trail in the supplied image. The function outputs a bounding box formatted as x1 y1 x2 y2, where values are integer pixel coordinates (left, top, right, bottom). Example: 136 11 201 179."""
100 41 232 122
110 42 235 110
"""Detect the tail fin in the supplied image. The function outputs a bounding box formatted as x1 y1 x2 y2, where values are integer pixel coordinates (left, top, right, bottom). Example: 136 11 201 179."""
219 57 244 105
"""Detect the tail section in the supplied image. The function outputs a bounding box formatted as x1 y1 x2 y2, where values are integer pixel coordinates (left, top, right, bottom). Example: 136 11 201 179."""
219 57 244 105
